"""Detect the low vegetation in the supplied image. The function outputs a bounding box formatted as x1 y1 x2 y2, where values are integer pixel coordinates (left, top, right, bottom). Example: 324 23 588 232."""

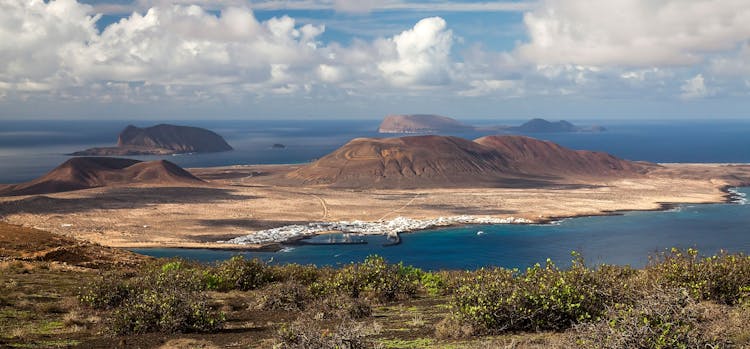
4 249 750 348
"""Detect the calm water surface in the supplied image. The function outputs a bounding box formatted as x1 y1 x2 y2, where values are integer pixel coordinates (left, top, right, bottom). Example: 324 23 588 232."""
2 119 750 183
132 188 750 270
4 119 750 269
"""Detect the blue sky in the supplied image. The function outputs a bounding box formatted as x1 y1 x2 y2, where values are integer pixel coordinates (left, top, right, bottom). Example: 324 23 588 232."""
1 0 750 120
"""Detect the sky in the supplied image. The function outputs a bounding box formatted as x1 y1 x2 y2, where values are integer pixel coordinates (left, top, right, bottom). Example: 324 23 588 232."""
2 0 750 120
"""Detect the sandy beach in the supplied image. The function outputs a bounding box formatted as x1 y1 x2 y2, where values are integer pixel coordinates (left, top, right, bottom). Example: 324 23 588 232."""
0 163 748 250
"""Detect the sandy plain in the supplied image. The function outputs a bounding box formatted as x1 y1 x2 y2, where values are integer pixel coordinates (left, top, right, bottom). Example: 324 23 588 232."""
0 163 748 250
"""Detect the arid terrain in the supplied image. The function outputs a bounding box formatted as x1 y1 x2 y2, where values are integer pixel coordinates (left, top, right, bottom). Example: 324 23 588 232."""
0 161 748 250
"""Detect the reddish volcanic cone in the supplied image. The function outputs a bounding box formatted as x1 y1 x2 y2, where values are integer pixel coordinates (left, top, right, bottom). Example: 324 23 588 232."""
0 157 204 196
288 135 651 188
474 135 649 178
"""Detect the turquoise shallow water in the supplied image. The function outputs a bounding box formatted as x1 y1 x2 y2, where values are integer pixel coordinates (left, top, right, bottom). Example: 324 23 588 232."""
132 188 750 270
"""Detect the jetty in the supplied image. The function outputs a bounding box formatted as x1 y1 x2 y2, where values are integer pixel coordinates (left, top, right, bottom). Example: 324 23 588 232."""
382 232 401 247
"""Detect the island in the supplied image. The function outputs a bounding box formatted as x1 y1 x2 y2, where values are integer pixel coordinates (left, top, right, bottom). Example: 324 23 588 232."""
2 134 749 251
378 115 606 134
70 124 233 156
377 114 474 133
508 118 606 133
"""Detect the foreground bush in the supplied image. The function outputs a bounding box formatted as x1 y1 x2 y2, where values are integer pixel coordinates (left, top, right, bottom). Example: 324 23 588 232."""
446 254 635 334
647 248 750 305
271 263 324 285
573 287 727 349
80 260 223 334
256 281 310 311
276 295 377 349
312 255 420 302
206 256 275 291
276 317 375 349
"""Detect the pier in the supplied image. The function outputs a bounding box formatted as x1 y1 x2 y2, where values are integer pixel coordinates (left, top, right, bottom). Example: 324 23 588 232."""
382 232 401 247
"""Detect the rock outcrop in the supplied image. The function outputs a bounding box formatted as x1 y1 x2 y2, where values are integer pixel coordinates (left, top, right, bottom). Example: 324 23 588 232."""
71 124 232 156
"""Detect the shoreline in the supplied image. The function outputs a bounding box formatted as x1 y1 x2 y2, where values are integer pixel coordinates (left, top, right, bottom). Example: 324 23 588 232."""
123 185 749 253
3 163 749 253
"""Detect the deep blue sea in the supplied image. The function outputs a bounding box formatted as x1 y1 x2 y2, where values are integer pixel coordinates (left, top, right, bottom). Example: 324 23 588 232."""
2 118 750 269
131 187 750 270
2 119 750 183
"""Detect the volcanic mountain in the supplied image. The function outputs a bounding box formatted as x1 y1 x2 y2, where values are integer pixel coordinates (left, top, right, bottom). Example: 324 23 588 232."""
474 135 644 177
71 124 233 156
378 114 474 133
0 157 204 196
377 115 605 134
287 135 651 188
508 118 606 133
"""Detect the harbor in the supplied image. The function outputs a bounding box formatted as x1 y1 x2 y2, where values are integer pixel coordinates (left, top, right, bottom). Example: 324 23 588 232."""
219 216 533 246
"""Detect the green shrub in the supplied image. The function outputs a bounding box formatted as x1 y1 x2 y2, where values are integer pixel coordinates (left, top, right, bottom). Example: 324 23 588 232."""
448 255 630 334
207 256 274 291
420 271 447 296
79 260 223 334
110 288 221 334
647 248 750 305
312 255 420 302
271 263 323 285
78 273 132 309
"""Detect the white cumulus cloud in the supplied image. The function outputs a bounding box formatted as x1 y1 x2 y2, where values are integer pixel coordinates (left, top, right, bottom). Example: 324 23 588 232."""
378 17 455 86
519 0 750 67
680 74 710 99
0 0 99 91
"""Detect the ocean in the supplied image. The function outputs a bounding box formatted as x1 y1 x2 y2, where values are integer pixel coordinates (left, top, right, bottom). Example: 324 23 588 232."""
131 187 750 270
3 118 750 269
2 119 750 184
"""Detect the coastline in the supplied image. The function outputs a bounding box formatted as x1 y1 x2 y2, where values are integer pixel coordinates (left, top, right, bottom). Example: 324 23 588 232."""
123 185 750 254
220 183 750 252
2 162 749 253
127 185 748 253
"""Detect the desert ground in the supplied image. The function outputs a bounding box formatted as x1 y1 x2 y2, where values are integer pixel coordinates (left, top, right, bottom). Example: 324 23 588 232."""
0 163 748 250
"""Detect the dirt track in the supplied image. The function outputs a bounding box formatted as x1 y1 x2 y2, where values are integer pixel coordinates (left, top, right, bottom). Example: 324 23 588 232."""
0 163 748 250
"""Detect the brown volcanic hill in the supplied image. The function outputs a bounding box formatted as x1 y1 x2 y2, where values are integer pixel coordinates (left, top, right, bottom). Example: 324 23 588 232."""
287 135 649 188
378 114 474 133
0 157 203 196
0 222 145 268
287 136 512 188
71 124 232 156
474 135 648 177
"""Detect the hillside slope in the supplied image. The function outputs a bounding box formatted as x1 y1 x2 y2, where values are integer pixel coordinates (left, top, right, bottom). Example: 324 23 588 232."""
288 135 649 188
0 157 203 196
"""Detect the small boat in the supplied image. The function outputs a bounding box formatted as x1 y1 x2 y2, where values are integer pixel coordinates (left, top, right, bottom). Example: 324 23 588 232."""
476 231 485 236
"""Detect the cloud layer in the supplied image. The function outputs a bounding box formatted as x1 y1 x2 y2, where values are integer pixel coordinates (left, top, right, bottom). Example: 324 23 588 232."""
519 0 750 67
1 0 750 117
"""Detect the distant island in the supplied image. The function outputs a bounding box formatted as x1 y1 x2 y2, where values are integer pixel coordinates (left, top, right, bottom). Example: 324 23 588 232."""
377 114 474 133
509 118 606 133
71 124 233 156
377 115 605 134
